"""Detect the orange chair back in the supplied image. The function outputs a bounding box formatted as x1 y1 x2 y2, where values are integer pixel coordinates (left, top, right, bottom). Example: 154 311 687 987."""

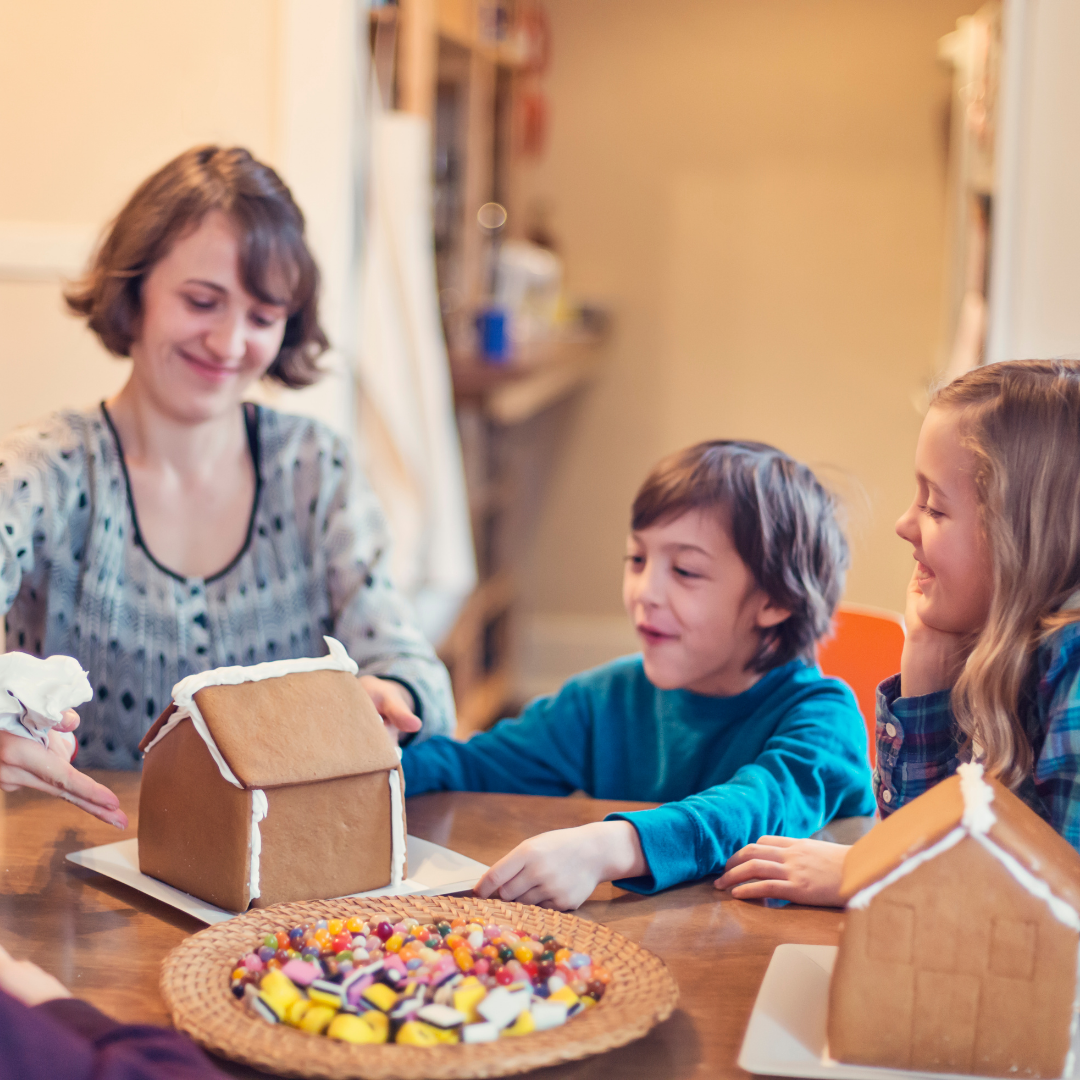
816 603 905 766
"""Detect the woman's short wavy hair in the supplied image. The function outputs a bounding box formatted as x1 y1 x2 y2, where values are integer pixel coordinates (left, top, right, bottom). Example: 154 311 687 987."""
631 440 849 673
65 145 328 388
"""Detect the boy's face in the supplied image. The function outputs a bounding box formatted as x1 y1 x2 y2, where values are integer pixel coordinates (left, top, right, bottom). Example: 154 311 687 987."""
622 509 790 697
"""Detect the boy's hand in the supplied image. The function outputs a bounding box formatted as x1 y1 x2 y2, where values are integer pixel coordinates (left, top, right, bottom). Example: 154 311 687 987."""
0 943 71 1006
476 821 647 910
901 568 970 697
714 836 849 906
359 676 422 743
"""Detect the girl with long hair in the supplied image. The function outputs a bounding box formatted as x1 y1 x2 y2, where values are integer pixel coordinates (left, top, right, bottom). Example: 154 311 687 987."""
717 359 1080 904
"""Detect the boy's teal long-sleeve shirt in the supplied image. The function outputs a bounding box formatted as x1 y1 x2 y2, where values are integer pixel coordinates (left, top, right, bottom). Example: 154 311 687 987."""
402 655 875 893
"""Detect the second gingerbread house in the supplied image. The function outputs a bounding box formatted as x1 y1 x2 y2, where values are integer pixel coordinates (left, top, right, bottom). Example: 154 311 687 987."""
137 637 407 912
828 762 1080 1078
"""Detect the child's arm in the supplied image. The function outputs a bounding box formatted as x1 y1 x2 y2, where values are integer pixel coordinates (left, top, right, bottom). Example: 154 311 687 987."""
401 680 593 797
480 678 874 908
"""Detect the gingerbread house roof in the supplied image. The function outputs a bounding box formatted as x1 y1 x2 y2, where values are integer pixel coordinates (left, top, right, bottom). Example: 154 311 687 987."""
139 637 398 791
841 763 1080 926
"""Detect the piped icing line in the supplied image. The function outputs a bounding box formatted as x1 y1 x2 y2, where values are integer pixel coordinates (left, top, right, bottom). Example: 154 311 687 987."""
249 789 268 900
851 761 1080 930
389 757 406 888
141 636 360 782
958 761 997 833
848 827 966 910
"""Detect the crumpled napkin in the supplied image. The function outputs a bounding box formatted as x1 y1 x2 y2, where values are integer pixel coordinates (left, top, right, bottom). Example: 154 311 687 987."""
0 652 93 747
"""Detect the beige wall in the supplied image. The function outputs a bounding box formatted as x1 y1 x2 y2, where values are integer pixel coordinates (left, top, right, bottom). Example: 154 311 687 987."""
0 0 357 439
518 0 976 620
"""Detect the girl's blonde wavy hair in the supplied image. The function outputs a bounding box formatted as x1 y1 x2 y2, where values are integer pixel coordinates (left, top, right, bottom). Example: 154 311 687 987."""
935 359 1080 788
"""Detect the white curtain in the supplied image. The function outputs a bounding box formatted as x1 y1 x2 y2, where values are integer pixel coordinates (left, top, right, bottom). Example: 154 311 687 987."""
355 109 476 646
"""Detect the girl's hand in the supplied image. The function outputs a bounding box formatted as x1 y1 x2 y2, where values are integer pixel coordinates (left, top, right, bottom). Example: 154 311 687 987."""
713 836 850 906
0 942 71 1006
476 821 647 910
359 676 422 743
901 569 970 697
0 720 128 829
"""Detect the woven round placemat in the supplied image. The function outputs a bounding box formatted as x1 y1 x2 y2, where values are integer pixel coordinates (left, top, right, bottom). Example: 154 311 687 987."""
161 894 679 1080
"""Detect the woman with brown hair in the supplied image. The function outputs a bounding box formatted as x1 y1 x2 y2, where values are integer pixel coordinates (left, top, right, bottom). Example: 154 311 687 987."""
0 146 454 822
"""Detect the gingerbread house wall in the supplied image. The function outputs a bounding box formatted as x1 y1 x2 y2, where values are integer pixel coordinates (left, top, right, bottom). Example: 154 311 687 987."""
828 836 1078 1078
138 719 255 913
253 767 404 908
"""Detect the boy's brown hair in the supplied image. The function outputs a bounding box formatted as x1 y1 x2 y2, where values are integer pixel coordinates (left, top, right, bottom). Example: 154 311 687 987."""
65 145 328 388
631 440 848 673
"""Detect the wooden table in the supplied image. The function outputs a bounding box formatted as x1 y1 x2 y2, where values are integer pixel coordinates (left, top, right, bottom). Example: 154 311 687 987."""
0 773 870 1078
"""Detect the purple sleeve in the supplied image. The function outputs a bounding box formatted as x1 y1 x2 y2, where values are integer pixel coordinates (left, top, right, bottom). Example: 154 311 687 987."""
874 674 961 817
0 991 224 1080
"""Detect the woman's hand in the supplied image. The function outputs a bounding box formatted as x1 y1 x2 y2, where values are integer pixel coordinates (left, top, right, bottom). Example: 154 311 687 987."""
0 710 128 829
901 569 970 697
0 943 71 1007
476 821 647 911
359 676 423 743
713 836 850 906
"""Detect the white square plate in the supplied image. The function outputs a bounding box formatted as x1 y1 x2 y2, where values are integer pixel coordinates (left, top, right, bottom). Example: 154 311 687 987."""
738 944 1075 1080
66 837 489 925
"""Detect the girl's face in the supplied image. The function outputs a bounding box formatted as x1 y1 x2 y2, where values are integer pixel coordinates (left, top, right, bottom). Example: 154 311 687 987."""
895 405 993 634
622 509 790 696
129 210 290 423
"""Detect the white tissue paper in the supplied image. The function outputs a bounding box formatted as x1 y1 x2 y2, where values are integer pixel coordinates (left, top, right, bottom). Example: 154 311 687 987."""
0 652 93 751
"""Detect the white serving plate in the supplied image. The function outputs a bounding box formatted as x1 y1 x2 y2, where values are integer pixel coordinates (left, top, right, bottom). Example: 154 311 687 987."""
738 944 1076 1080
67 836 489 925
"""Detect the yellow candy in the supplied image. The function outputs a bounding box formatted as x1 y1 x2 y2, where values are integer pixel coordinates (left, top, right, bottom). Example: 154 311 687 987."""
580 995 597 1010
327 1012 389 1044
298 1005 337 1034
513 945 533 964
308 986 343 1008
453 980 487 1023
384 933 404 953
259 970 302 1004
230 967 246 982
327 919 344 935
284 999 312 1027
396 1020 441 1047
433 1027 460 1044
345 916 366 934
361 982 399 1012
554 948 571 964
453 947 473 971
363 1010 391 1041
548 986 580 1008
501 1010 536 1037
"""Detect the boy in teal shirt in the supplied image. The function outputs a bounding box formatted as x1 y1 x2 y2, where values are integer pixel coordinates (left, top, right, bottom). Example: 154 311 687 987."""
404 441 875 908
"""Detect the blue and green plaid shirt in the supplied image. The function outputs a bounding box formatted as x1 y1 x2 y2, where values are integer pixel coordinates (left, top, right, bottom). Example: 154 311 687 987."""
875 622 1080 846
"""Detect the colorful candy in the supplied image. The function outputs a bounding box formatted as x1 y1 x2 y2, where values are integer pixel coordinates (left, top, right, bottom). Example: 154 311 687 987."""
232 915 607 1045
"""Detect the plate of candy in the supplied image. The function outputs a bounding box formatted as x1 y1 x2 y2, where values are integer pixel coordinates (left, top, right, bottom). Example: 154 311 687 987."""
161 895 679 1079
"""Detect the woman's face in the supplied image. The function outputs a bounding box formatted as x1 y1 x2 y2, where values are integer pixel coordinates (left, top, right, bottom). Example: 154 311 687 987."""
895 405 993 635
129 210 290 423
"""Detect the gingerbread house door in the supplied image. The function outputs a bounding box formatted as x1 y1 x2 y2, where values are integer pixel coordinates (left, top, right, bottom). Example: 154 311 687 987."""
910 970 981 1072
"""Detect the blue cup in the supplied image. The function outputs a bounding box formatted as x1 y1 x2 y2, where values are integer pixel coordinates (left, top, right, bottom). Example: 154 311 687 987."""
476 307 511 363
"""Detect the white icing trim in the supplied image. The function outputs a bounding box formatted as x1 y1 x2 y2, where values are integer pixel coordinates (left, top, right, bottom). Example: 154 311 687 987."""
389 765 405 888
249 789 268 901
1064 942 1080 1080
141 636 359 786
849 827 967 909
958 761 997 834
973 831 1080 930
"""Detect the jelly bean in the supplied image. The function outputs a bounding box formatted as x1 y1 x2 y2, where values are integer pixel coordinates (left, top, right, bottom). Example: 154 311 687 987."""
327 918 344 936
425 936 441 949
592 965 611 984
473 958 490 976
547 974 566 993
524 960 539 979
540 935 556 945
258 946 275 963
554 948 571 964
453 947 473 971
366 935 381 950
274 949 290 963
514 945 534 964
587 980 606 1000
244 953 264 972
262 934 277 950
539 950 555 964
406 957 423 970
437 922 451 936
313 928 331 947
444 933 465 951
331 934 352 953
495 968 514 986
385 934 404 953
497 946 514 963
538 962 555 980
345 916 366 934
375 922 394 942
266 958 282 971
450 918 466 929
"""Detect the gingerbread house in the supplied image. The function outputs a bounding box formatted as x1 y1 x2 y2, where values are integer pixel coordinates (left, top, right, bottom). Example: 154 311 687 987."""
828 763 1080 1078
137 638 406 912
